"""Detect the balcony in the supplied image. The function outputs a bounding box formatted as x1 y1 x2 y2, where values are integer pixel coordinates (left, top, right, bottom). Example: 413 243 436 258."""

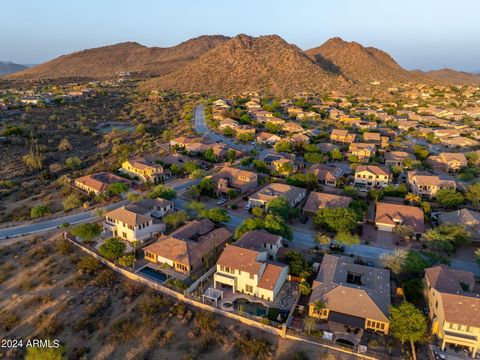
214 272 237 287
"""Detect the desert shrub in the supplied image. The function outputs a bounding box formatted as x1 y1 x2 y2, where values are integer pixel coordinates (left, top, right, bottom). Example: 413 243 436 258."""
55 239 73 254
195 312 219 333
36 314 63 336
0 311 19 331
122 282 144 298
94 269 118 288
76 256 101 275
109 317 137 344
234 337 271 360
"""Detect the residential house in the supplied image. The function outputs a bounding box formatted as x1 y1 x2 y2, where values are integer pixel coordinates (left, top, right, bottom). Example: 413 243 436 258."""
362 132 381 144
434 129 461 139
144 219 232 277
354 165 391 190
290 133 310 145
249 183 306 208
308 164 345 187
407 171 456 198
384 151 415 168
104 203 166 244
308 255 390 334
134 198 174 219
74 172 130 195
424 266 480 357
218 118 240 131
330 129 356 144
428 153 468 172
272 157 295 176
235 230 283 260
375 202 425 237
282 122 304 134
121 158 171 184
441 136 480 148
303 192 352 217
348 143 376 162
437 209 480 241
256 132 282 145
209 166 258 196
214 244 289 302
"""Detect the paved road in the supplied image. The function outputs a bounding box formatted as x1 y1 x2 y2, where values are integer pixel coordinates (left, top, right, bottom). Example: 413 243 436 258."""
0 178 199 241
194 104 258 153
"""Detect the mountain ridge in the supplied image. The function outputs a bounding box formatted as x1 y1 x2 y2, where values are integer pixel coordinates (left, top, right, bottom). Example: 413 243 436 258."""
0 61 28 76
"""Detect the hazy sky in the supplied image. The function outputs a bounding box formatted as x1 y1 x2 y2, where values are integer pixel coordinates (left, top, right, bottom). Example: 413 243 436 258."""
2 0 479 72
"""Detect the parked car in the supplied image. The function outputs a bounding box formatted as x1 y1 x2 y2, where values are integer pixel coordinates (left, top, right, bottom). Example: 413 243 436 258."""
244 203 253 210
217 198 226 205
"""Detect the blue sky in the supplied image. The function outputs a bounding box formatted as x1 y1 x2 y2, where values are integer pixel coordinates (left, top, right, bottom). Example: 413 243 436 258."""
2 0 479 71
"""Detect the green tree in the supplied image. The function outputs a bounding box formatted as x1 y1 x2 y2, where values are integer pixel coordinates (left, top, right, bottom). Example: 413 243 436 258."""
203 148 218 163
198 178 215 196
25 345 65 360
164 211 189 230
31 204 51 219
284 250 311 278
412 145 429 160
251 207 264 217
423 224 471 253
335 231 361 245
71 223 101 243
148 185 176 200
127 192 143 202
186 200 206 217
380 249 408 275
226 149 237 163
299 281 312 295
267 196 292 220
204 208 230 223
63 194 82 211
252 159 269 173
183 161 198 174
466 183 480 207
304 152 325 164
98 238 126 261
389 302 427 360
118 254 135 267
287 173 318 190
65 156 82 170
274 140 293 153
265 122 282 134
237 132 255 142
328 148 343 161
107 182 128 196
435 189 464 208
314 208 359 233
170 163 182 175
235 214 292 240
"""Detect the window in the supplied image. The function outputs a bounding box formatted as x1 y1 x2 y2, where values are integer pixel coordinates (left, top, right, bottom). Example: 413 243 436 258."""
249 273 254 280
122 232 127 238
245 285 253 293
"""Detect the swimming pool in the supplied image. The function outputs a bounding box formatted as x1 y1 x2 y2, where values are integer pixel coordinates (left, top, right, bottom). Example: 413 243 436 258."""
138 266 167 283
232 298 268 317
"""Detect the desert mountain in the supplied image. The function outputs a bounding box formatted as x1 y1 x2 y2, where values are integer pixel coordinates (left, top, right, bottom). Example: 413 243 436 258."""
0 61 28 75
7 35 230 79
305 37 423 85
415 68 480 85
142 34 349 96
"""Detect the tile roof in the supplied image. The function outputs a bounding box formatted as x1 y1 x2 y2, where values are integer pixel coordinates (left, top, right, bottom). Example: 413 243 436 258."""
303 192 352 214
216 244 263 275
258 262 287 291
375 202 425 233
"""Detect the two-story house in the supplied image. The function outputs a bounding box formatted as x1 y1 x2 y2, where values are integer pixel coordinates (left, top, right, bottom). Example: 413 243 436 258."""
428 153 468 172
425 265 480 357
303 192 352 217
407 171 456 199
143 219 232 278
384 151 415 168
348 143 376 162
104 203 166 244
354 165 391 190
121 158 171 184
213 244 289 302
209 166 258 196
330 129 356 144
234 230 283 260
308 255 390 334
308 164 346 187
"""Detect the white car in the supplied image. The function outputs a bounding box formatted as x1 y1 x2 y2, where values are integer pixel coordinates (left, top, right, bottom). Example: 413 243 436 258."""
245 203 253 210
217 198 226 205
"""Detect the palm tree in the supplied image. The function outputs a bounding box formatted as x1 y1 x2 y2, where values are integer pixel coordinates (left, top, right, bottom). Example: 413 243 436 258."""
406 192 420 204
313 300 325 316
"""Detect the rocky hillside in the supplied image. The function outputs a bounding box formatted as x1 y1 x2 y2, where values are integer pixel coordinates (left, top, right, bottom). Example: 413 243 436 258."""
7 35 229 79
0 61 28 75
305 37 424 85
416 68 480 85
142 34 349 96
